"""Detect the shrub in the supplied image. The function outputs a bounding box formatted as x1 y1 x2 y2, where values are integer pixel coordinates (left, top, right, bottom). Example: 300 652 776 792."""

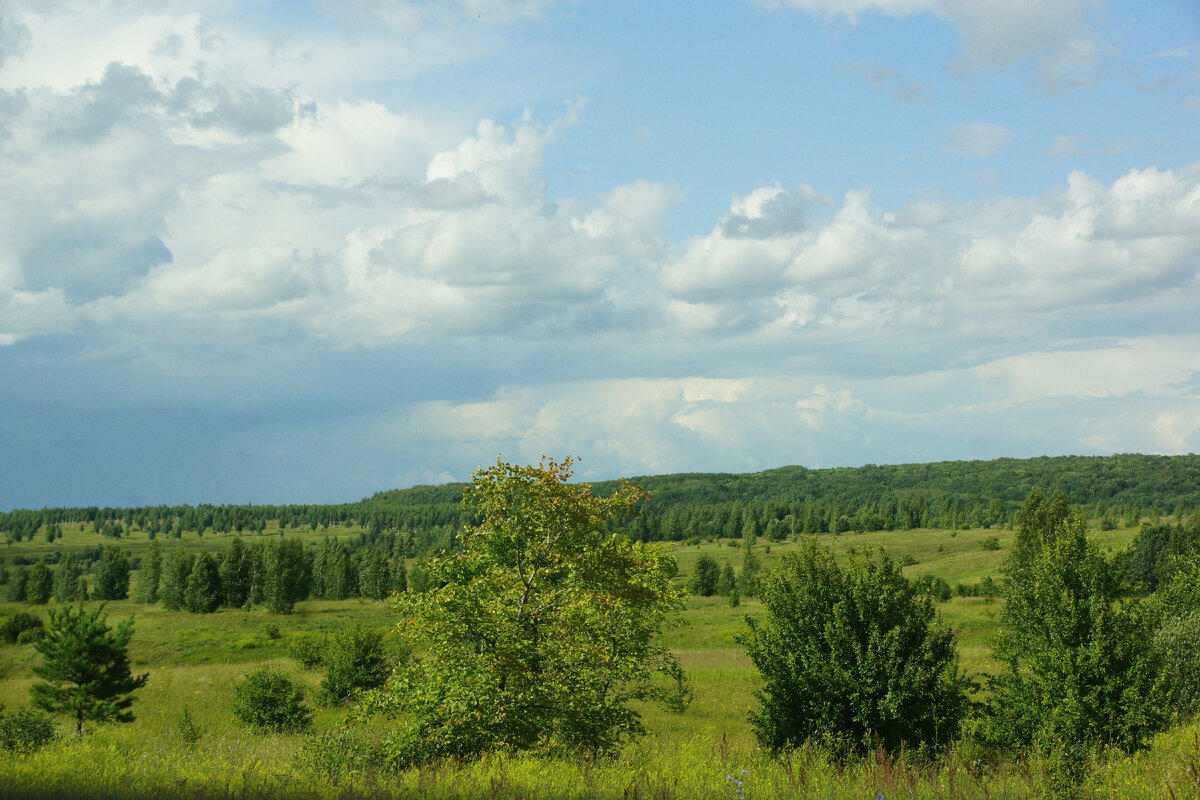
1156 611 1200 718
319 624 393 704
263 623 282 640
743 539 969 756
15 628 42 645
288 634 326 669
231 667 313 733
0 612 42 644
0 704 58 754
980 536 1001 551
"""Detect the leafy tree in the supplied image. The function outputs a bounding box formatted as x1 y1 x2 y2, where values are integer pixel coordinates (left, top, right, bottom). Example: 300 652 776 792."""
219 537 254 608
320 623 393 704
689 552 720 596
54 555 88 603
184 553 222 614
30 604 148 737
363 457 688 763
26 563 53 605
716 562 736 596
159 552 194 611
135 541 161 604
743 539 969 756
260 538 310 614
988 504 1167 781
93 546 130 601
740 526 761 597
357 545 392 601
7 568 28 602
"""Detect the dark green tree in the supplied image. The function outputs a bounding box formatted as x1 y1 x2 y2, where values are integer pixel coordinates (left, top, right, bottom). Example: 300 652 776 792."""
743 539 969 756
184 553 222 614
93 546 130 601
689 552 720 596
30 604 148 736
357 545 392 601
716 563 736 596
7 568 28 602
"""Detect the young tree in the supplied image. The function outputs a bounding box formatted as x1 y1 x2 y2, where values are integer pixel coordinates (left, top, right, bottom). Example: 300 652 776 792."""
716 563 737 596
988 503 1167 783
357 545 392 601
159 552 194 611
135 540 162 604
31 604 148 736
320 623 393 704
689 552 720 596
363 457 688 763
260 538 310 614
26 563 53 605
743 539 969 756
93 546 130 600
219 537 254 608
52 555 87 603
184 552 222 614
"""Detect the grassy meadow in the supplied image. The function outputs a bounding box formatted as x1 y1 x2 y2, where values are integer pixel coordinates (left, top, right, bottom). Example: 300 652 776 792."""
2 519 1199 799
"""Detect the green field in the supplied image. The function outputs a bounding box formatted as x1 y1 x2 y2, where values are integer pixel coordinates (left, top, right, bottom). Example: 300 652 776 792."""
1 519 1197 799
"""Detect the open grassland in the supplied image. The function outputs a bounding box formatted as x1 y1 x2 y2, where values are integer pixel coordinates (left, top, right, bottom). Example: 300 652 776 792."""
3 520 1198 799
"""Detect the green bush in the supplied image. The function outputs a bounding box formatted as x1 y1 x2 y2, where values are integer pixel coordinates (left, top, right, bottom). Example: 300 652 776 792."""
0 612 42 644
15 627 42 645
0 704 58 754
742 540 969 756
319 624 393 704
288 634 326 669
1156 611 1200 718
231 667 313 733
980 536 1001 551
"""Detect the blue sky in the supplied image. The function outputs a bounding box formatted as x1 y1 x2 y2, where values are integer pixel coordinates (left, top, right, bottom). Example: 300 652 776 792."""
1 0 1198 508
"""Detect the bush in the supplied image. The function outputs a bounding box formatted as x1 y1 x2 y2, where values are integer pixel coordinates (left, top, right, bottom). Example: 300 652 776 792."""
15 628 42 645
0 705 58 754
288 634 326 669
1156 611 1200 718
0 612 42 644
743 540 969 756
980 536 1001 551
320 624 393 704
231 667 313 733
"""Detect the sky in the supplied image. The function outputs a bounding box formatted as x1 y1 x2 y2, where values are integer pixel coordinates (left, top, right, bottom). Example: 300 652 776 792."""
1 0 1198 509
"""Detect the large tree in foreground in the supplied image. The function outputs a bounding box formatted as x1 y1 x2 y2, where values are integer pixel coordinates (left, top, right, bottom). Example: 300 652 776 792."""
363 457 688 763
31 604 148 736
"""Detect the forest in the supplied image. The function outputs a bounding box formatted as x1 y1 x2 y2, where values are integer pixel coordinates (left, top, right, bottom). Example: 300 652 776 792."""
0 453 1198 799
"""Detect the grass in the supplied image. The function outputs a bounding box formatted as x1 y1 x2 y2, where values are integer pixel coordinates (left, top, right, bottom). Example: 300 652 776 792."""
1 519 1194 799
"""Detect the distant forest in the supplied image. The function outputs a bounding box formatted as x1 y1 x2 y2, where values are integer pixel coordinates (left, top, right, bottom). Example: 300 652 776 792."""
4 454 1198 551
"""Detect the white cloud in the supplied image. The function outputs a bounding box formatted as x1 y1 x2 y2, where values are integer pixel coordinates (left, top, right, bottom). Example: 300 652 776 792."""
944 122 1016 156
754 0 1102 74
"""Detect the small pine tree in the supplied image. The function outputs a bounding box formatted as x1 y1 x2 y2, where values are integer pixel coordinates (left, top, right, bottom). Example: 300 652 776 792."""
31 604 149 736
93 546 130 601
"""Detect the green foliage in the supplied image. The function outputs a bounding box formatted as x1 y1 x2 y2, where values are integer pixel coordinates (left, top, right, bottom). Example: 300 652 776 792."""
31 603 149 736
742 538 969 756
0 611 43 643
715 563 736 596
53 555 88 603
219 537 254 608
159 552 194 611
689 552 719 596
183 552 222 614
980 536 1001 551
25 563 52 605
988 498 1168 773
260 538 310 614
135 540 162 603
0 704 58 754
93 546 130 601
365 457 688 764
1125 520 1199 592
1155 611 1200 718
175 706 203 744
231 666 313 733
288 633 326 669
319 623 392 704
